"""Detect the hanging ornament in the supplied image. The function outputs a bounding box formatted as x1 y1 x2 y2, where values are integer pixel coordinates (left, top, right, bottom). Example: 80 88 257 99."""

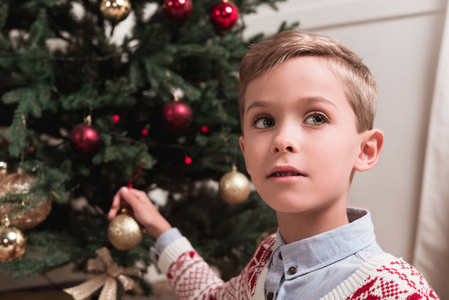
210 0 239 31
64 247 143 300
162 0 193 22
162 96 193 132
108 208 143 251
0 162 8 182
0 169 52 230
69 115 102 155
0 215 26 262
100 0 132 23
219 164 250 205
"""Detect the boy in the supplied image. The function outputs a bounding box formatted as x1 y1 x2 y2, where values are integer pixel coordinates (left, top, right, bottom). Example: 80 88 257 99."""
108 31 438 299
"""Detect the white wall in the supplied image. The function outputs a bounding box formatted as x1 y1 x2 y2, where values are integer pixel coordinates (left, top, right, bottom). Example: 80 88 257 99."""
245 0 447 263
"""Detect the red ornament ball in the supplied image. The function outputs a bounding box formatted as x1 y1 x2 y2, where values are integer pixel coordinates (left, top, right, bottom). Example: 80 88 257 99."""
162 101 193 131
210 1 239 31
184 156 192 165
163 0 193 22
69 123 102 154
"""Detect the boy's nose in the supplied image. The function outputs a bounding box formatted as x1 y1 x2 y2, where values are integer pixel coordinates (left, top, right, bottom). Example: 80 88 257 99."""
272 133 297 154
271 119 299 154
273 144 295 153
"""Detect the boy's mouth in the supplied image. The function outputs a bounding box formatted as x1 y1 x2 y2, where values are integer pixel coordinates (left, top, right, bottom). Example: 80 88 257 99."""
270 171 303 177
268 166 306 178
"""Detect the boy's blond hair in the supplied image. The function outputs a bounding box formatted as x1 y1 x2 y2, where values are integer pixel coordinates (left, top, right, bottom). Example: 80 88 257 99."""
239 31 377 133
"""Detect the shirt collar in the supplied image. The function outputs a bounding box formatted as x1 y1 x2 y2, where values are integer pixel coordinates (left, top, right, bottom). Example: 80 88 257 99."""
270 207 377 279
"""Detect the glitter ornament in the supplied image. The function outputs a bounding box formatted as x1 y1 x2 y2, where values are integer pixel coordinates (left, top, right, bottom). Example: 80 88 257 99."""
100 0 132 23
69 116 102 154
162 100 193 131
163 0 193 22
0 170 52 230
219 164 250 205
210 0 239 31
108 209 143 250
0 215 26 262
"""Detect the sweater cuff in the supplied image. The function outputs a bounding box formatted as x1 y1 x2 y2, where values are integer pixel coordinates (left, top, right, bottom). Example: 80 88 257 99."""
157 236 194 274
149 228 182 263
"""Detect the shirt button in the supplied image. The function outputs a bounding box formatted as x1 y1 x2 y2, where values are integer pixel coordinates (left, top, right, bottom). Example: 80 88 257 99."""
288 266 297 275
278 252 283 260
267 292 274 300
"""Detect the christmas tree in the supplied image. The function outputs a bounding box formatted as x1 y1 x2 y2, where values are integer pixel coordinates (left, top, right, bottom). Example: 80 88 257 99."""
0 0 297 297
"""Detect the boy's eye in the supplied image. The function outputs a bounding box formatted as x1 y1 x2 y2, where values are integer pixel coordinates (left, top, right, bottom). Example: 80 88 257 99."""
254 117 275 129
305 112 328 126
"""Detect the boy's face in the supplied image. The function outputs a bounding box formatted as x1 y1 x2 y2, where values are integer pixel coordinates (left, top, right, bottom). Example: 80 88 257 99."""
239 56 365 214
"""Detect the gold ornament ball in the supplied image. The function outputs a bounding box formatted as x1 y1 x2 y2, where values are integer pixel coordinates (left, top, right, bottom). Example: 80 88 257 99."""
0 216 26 262
108 213 143 251
100 0 132 23
219 165 251 205
0 170 52 230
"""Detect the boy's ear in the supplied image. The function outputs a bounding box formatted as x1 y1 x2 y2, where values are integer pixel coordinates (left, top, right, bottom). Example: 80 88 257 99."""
354 129 384 172
239 136 250 174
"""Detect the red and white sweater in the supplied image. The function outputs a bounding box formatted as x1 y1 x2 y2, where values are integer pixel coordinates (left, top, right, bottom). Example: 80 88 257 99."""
157 235 439 300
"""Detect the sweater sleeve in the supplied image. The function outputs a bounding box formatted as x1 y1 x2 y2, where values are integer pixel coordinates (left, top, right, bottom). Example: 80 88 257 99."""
157 235 276 300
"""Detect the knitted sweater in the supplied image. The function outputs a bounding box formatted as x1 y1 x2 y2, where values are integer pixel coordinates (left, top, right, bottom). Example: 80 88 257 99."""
157 236 438 300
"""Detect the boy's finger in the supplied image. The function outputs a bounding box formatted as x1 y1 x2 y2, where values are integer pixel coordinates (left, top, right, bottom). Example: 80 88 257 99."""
108 192 122 220
108 186 130 220
119 186 141 207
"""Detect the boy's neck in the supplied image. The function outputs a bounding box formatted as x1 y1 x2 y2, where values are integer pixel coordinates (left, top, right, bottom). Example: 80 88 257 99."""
276 203 349 244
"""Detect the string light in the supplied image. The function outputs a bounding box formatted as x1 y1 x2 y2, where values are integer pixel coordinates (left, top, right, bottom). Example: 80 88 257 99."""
141 128 149 136
112 115 120 124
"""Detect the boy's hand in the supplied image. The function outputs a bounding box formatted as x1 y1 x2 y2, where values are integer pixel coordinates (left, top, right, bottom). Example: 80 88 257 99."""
108 187 172 238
